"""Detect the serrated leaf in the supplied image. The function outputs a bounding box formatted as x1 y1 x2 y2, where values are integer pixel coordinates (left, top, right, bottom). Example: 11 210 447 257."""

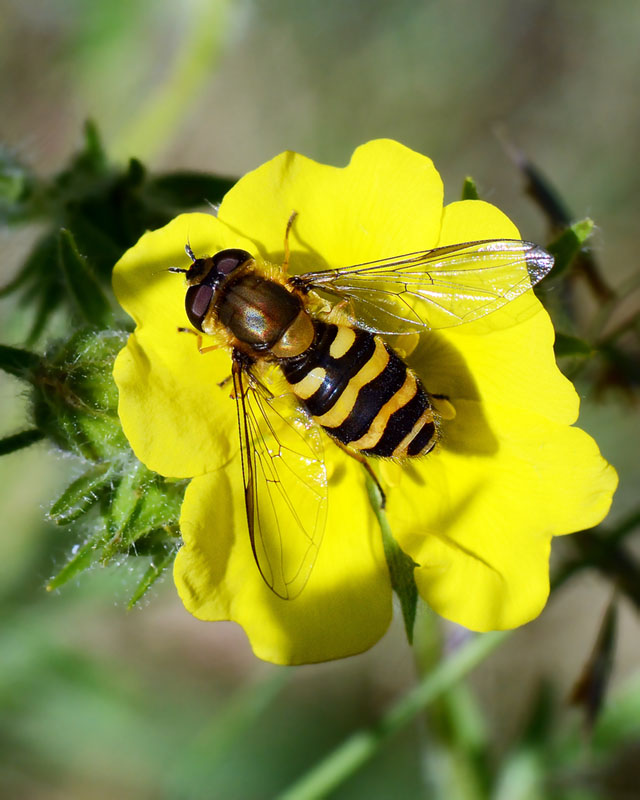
546 218 594 278
48 462 113 524
127 539 179 608
461 176 479 200
57 228 112 328
0 429 44 456
554 332 593 358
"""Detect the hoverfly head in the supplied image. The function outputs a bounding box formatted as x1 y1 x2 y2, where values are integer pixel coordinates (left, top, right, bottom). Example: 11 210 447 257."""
179 248 253 332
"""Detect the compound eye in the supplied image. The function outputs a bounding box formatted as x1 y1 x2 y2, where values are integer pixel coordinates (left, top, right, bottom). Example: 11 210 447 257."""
185 284 213 331
212 248 252 276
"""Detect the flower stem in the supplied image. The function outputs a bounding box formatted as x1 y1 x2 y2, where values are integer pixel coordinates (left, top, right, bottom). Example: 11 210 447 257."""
278 630 510 800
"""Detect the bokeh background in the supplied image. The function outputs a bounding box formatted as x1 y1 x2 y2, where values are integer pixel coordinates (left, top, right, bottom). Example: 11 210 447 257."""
1 1 639 798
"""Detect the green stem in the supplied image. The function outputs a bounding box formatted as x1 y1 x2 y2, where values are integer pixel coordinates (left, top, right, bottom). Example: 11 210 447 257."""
0 429 45 456
278 630 510 800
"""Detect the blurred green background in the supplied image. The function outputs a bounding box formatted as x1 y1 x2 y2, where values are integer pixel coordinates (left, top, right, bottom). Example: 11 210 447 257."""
1 1 640 798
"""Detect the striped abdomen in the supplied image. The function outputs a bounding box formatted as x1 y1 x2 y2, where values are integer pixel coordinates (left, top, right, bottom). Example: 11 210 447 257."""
281 321 437 458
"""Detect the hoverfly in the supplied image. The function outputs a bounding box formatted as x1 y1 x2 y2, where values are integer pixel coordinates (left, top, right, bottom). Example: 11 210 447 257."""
170 216 553 599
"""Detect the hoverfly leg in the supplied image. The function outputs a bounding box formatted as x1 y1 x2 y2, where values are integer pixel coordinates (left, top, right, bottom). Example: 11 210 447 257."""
428 392 456 421
327 296 356 325
333 440 387 509
282 210 298 274
176 327 221 355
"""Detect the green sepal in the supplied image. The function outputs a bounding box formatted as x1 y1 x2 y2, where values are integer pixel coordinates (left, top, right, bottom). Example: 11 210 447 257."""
0 429 44 456
546 218 594 278
57 228 113 328
554 332 593 358
32 329 130 461
0 343 41 380
461 176 480 200
366 477 418 643
47 528 107 591
146 171 236 208
48 462 114 525
103 461 153 549
103 463 186 560
127 537 180 609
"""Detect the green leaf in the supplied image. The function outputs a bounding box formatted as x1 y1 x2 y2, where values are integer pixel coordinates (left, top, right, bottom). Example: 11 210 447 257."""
57 228 112 328
127 539 180 609
554 332 593 358
27 279 64 345
546 218 594 278
146 171 236 208
48 462 113 525
512 152 572 229
0 343 41 379
81 119 107 172
366 476 418 643
0 429 44 456
0 230 57 298
461 176 479 200
569 597 617 728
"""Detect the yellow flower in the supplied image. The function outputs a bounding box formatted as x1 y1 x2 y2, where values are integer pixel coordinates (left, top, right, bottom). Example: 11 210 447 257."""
113 140 617 665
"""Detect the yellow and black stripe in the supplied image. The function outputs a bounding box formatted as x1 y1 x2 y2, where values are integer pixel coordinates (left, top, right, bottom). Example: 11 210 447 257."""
282 321 437 458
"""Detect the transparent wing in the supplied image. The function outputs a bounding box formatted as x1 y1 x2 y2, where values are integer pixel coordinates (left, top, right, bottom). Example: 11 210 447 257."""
232 357 328 600
295 239 554 333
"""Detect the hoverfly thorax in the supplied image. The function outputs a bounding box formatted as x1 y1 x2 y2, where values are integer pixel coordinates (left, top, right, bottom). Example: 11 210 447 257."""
176 246 314 358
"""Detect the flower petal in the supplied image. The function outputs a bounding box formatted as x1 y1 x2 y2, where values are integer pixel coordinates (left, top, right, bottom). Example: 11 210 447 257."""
388 400 618 631
113 331 237 477
174 450 392 665
218 139 444 274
